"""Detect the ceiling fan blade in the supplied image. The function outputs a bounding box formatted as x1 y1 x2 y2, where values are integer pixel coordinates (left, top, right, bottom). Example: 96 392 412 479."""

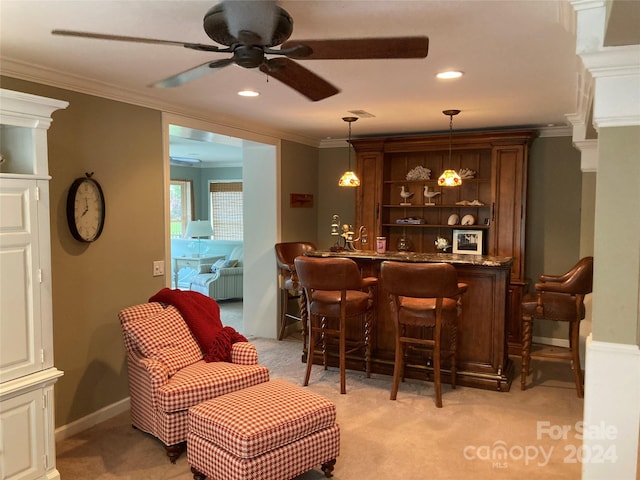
281 36 429 59
51 29 224 53
260 58 339 101
151 58 234 88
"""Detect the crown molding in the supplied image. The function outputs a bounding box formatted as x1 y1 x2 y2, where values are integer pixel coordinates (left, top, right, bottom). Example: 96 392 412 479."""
568 2 640 129
581 47 640 128
318 125 572 149
574 139 599 172
1 58 322 149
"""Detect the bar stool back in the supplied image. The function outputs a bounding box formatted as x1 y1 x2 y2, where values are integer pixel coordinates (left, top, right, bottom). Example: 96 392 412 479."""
294 256 377 394
274 242 316 340
381 261 467 407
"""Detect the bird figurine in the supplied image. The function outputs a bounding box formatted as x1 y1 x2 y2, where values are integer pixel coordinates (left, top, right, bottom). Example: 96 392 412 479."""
400 186 414 205
424 185 441 205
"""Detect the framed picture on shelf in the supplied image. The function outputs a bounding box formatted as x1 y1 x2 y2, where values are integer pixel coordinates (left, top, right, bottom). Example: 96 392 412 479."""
452 229 483 255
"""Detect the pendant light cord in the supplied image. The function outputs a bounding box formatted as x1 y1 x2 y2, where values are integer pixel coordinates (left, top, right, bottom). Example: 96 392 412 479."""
448 113 453 164
342 116 358 170
338 116 360 187
348 120 353 169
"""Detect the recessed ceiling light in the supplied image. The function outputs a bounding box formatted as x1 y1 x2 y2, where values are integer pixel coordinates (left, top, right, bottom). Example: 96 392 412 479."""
238 90 260 97
436 71 464 79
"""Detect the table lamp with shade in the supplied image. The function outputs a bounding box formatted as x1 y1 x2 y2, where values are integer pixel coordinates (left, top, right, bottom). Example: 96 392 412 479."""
185 220 213 257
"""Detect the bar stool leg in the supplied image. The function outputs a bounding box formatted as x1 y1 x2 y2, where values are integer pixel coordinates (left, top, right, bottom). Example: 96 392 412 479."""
339 311 346 394
277 288 289 340
304 315 316 387
521 313 533 390
321 317 328 371
364 311 372 378
434 318 442 408
449 320 457 390
390 331 403 400
300 292 308 361
570 320 584 398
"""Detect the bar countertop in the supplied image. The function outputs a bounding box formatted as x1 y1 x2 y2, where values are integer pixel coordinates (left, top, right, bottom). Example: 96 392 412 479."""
307 249 513 268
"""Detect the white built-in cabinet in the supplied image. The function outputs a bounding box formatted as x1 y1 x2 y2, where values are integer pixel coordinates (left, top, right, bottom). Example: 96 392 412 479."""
0 89 68 480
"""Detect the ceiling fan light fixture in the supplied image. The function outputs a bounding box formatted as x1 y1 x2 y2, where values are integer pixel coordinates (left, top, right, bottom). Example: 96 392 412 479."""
436 70 464 80
238 89 260 97
339 116 360 188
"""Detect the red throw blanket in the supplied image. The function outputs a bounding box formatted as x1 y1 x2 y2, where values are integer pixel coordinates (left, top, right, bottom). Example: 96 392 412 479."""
149 288 247 362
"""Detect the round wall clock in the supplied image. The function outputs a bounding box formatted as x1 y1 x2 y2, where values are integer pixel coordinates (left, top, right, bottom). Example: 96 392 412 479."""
66 172 106 242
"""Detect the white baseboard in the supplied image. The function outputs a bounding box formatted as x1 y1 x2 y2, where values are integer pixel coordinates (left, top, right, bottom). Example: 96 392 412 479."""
55 397 130 442
46 469 61 480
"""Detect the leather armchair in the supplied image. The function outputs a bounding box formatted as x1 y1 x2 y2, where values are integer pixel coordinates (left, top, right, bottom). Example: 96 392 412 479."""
521 256 594 397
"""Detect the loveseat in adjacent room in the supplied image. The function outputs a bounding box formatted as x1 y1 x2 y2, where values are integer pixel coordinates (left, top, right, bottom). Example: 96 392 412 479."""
190 246 244 300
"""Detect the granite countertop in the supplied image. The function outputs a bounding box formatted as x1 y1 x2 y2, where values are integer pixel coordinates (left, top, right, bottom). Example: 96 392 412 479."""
307 249 514 268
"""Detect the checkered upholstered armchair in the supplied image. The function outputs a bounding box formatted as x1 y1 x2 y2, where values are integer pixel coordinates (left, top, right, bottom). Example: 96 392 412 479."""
118 302 270 463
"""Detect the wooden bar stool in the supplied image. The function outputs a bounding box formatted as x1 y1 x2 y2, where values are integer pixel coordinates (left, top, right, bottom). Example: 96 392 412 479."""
294 256 377 394
521 256 593 398
274 242 316 340
381 261 467 408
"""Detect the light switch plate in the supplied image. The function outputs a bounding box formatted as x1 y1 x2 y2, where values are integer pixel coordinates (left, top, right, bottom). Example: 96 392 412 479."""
153 260 165 276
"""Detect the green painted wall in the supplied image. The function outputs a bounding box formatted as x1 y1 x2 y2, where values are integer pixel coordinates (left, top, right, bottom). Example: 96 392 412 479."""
580 172 596 259
2 76 165 427
280 140 319 242
317 146 357 250
526 135 584 339
592 126 640 344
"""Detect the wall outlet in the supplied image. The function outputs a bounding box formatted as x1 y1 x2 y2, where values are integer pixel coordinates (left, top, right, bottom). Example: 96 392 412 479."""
152 260 165 277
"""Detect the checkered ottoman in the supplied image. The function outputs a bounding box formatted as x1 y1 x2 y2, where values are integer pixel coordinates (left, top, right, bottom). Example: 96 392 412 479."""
187 380 340 480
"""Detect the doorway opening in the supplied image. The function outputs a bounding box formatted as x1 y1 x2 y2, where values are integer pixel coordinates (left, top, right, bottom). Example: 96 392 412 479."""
162 113 279 338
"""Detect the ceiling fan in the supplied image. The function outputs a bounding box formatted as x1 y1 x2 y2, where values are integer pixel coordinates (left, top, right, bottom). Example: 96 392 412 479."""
51 0 429 101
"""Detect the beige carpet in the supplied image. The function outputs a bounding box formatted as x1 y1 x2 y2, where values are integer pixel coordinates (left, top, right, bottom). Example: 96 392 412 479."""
218 299 243 333
56 335 586 480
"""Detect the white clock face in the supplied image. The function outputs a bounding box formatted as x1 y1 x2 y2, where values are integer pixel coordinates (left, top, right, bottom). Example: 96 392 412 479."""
67 177 105 242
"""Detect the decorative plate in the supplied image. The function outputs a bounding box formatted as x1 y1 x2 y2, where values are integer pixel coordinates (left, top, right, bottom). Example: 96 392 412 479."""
461 214 476 226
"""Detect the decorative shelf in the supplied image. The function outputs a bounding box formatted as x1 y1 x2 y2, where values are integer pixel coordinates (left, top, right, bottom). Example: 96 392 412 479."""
385 223 490 229
384 178 489 184
384 204 489 208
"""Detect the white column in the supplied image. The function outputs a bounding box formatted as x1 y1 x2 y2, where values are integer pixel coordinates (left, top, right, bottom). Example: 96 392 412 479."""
568 2 640 479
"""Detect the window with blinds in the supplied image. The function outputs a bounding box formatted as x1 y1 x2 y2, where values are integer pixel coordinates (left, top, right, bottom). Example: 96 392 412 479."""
210 181 243 240
169 179 193 238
